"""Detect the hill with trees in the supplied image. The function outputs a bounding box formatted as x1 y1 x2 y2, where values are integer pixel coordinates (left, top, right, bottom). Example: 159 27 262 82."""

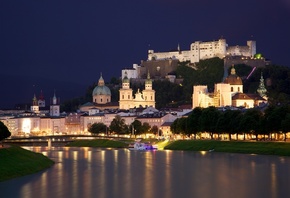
61 58 290 111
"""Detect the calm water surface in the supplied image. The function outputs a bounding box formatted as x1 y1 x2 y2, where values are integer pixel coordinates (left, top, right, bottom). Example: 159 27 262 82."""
1 147 290 198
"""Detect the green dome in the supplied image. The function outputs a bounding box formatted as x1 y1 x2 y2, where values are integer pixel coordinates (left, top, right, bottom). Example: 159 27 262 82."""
93 74 111 96
92 85 111 96
123 76 130 83
145 78 152 84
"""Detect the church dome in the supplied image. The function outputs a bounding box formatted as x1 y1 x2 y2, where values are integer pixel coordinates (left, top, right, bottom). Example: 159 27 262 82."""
224 67 243 85
92 75 111 96
123 71 130 83
123 76 129 83
92 86 111 96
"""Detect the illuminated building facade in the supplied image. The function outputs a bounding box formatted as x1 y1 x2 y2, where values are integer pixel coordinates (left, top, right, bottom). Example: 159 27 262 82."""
148 39 256 63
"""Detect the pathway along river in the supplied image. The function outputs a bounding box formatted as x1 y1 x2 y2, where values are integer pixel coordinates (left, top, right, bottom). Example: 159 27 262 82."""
1 147 290 198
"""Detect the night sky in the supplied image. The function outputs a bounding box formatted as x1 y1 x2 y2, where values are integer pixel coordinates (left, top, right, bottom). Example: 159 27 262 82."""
1 0 290 108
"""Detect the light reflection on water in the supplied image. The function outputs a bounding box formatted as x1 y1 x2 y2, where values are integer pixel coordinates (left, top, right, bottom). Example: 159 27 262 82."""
1 147 290 198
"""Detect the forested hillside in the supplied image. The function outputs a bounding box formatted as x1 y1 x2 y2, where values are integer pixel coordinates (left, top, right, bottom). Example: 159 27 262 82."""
61 58 290 111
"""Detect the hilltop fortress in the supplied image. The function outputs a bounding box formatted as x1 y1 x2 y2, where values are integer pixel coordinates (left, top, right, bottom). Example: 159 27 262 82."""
148 38 256 63
122 38 268 80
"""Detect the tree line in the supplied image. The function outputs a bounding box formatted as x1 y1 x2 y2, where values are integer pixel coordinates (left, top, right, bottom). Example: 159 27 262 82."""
170 105 290 141
88 115 159 136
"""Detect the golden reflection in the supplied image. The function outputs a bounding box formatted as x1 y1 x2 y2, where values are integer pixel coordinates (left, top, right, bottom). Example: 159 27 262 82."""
40 171 48 198
271 163 277 198
113 150 119 197
165 150 172 198
100 150 105 198
123 150 131 197
144 151 153 198
114 150 118 168
21 181 32 198
73 151 78 161
72 150 79 196
82 147 89 159
58 151 63 162
57 162 63 197
87 150 92 163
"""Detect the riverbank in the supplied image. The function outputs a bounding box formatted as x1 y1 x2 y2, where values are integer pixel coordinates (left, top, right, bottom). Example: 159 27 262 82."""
65 138 290 156
164 140 290 156
0 145 54 182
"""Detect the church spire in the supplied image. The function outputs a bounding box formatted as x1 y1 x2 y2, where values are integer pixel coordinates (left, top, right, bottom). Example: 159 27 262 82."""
98 72 105 86
32 94 38 106
257 72 267 98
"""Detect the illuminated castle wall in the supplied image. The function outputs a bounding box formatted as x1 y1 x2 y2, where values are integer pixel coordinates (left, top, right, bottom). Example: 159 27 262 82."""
148 39 256 63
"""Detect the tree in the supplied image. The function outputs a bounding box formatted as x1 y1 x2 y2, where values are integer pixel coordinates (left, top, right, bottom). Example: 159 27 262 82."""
130 120 143 136
170 119 179 134
141 122 151 134
170 118 188 138
199 107 221 139
109 115 129 135
264 105 289 139
150 125 159 135
0 121 11 144
187 107 203 139
281 113 290 141
239 109 262 140
88 122 107 135
176 117 187 137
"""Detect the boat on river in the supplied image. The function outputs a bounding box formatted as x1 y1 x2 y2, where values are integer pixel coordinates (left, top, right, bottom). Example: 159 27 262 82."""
128 141 158 151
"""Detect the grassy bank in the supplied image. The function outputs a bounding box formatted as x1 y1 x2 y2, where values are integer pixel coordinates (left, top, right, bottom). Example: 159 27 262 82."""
0 146 54 182
164 140 290 156
67 139 128 148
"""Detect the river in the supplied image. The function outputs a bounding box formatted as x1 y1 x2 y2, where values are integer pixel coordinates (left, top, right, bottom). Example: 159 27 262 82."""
1 147 290 198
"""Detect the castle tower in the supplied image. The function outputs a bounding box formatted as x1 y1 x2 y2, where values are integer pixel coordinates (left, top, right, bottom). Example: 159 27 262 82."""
31 94 39 113
142 71 155 108
119 72 133 110
50 91 60 116
257 72 267 98
247 40 256 57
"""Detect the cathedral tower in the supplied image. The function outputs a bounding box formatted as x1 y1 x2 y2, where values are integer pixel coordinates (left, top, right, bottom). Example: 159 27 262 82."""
142 72 155 107
119 72 133 110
